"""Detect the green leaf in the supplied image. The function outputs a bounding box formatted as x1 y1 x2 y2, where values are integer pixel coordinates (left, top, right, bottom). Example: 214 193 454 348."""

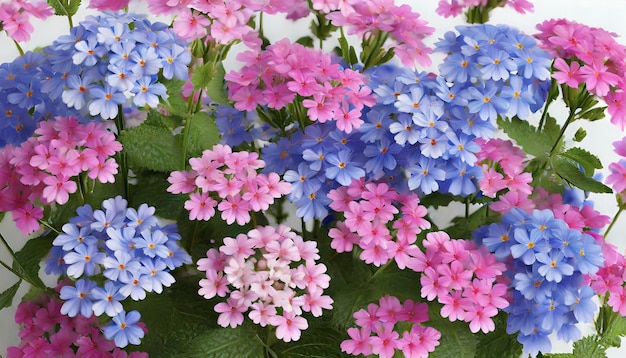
205 63 230 105
271 319 346 358
191 62 214 90
181 324 265 358
47 0 80 17
552 156 612 193
475 312 522 358
497 116 560 159
420 192 459 209
445 206 497 239
572 336 606 358
0 280 21 310
296 36 314 48
578 106 607 121
12 236 53 289
186 112 221 157
429 308 477 358
129 171 187 220
118 123 184 172
560 147 602 177
574 127 587 142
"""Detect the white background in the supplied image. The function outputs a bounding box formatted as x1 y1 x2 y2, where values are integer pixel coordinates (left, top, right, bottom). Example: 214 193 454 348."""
2 0 626 356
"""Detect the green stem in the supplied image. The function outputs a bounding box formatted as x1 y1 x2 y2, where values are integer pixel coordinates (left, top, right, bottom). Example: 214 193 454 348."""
114 106 129 198
549 108 576 156
189 220 200 253
370 260 393 281
0 258 22 278
39 219 60 235
67 14 73 29
538 80 557 131
12 38 24 56
604 205 624 239
0 233 24 279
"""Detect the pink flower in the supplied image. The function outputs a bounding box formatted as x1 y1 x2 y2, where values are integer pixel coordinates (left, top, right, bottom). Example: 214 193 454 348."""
606 160 626 193
12 205 43 235
214 298 246 328
578 61 621 97
269 310 308 342
167 170 197 194
370 326 400 358
341 327 373 356
552 58 583 88
87 0 129 11
218 195 251 225
198 270 229 299
87 158 118 183
608 286 626 316
42 175 77 205
248 302 277 327
465 305 498 333
184 192 217 221
172 10 210 40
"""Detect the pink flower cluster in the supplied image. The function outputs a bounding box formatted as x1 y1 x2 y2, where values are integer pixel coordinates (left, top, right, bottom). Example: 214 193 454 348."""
225 39 375 133
167 144 291 225
475 138 534 213
321 0 435 67
435 0 533 19
606 137 626 194
196 225 333 342
340 295 441 358
536 19 626 129
0 0 52 42
586 240 626 316
7 293 147 358
0 116 122 235
409 231 509 334
327 179 431 267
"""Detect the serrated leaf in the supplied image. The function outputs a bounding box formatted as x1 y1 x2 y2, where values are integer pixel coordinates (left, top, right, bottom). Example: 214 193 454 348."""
181 324 265 358
0 280 21 310
12 236 53 289
205 63 230 105
118 123 184 172
446 206 497 239
420 192 458 209
552 156 612 193
497 116 559 159
47 0 80 17
186 112 221 157
191 62 214 90
129 171 187 220
429 311 477 358
572 336 606 358
560 147 602 177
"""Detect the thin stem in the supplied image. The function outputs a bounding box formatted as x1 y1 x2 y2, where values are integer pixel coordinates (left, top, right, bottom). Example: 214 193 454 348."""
549 108 576 156
12 38 24 56
67 14 74 29
604 205 623 239
114 106 129 198
537 79 557 131
370 260 392 281
39 219 60 235
0 258 22 278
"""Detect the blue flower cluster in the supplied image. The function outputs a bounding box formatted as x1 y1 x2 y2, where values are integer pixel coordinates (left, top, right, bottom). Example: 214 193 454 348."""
474 208 604 356
43 12 190 119
0 51 83 147
435 24 552 120
47 196 192 347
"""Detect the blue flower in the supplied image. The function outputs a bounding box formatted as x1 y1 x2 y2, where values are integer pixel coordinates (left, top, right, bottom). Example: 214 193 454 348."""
500 75 536 119
59 279 97 318
324 149 365 186
477 48 517 81
102 250 142 283
139 259 175 294
407 157 446 194
465 82 509 121
359 108 393 143
53 223 97 251
63 243 105 278
294 182 331 222
91 281 125 317
389 112 421 145
363 135 400 179
572 234 604 274
536 250 574 283
103 310 145 348
88 84 127 119
135 230 170 259
444 160 481 196
132 76 167 107
510 227 549 265
284 162 320 201
125 203 157 233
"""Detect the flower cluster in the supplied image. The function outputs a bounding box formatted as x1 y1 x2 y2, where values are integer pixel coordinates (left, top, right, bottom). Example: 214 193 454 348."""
436 24 552 121
475 208 605 356
0 116 122 235
196 225 333 342
410 231 509 334
324 0 435 67
0 0 52 42
167 144 291 225
606 137 626 193
340 295 441 358
46 196 191 347
536 19 626 128
327 179 431 267
586 240 626 315
42 11 190 119
7 293 148 357
226 39 374 131
476 138 534 212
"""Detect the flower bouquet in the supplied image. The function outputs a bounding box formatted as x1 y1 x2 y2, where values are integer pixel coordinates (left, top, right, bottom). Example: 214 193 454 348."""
1 0 626 357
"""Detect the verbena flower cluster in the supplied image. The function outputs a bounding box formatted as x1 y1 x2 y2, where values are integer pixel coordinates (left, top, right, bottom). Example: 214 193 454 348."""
0 0 52 42
536 19 626 129
327 179 431 267
167 144 291 225
411 231 509 334
0 116 122 235
341 295 441 358
6 292 148 357
46 196 191 348
196 225 332 342
42 12 190 120
475 208 605 356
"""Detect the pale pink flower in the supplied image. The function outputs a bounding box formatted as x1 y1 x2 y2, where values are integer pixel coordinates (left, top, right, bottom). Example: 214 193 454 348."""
184 192 217 221
269 311 308 342
214 298 246 328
